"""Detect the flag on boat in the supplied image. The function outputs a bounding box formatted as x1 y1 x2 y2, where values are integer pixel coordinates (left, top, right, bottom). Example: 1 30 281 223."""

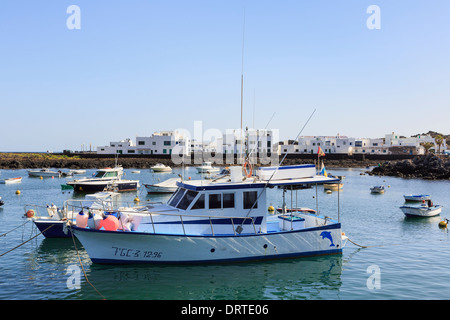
319 161 328 177
318 146 325 157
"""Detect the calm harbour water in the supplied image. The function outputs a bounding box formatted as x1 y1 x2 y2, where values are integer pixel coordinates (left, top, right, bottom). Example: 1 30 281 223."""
0 166 449 300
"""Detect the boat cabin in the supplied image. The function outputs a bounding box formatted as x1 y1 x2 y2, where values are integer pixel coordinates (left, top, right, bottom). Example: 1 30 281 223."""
92 167 123 179
133 164 341 235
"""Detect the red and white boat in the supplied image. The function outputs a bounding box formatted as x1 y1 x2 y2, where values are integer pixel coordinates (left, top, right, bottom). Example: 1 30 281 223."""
0 177 22 184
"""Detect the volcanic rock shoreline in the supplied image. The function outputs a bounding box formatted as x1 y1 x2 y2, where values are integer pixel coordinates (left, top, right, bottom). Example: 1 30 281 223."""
367 154 450 180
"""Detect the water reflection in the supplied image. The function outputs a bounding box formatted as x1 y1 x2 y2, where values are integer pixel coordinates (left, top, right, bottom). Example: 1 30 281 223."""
71 255 344 300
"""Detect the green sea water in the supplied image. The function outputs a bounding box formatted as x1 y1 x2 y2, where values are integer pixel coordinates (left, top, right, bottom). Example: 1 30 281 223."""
0 166 449 300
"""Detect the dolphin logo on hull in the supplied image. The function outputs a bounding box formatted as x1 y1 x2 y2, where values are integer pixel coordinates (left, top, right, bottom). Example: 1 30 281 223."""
320 231 335 247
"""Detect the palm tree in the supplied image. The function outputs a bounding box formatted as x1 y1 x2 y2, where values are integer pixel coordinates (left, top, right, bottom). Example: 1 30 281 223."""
435 135 444 154
420 142 434 154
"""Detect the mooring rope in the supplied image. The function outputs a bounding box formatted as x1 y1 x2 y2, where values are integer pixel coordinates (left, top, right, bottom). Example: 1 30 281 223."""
0 220 31 238
68 222 107 300
346 237 369 248
0 224 53 257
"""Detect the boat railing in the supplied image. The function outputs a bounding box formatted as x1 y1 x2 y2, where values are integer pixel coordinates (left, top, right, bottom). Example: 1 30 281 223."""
119 209 259 236
62 199 163 215
24 203 62 220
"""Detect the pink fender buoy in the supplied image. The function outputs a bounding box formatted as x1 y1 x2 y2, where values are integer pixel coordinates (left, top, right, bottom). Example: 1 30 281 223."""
76 211 88 228
99 215 119 231
88 214 103 230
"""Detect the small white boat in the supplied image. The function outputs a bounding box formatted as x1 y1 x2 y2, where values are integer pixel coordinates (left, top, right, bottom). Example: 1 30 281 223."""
144 177 181 194
28 169 61 178
324 183 343 191
400 201 442 217
370 186 385 194
403 194 431 201
69 169 86 175
196 161 220 173
150 164 172 172
0 177 22 184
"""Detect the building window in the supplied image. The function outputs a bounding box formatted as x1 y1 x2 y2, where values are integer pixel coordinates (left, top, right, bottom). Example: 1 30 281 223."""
164 141 171 146
138 141 145 146
163 149 167 154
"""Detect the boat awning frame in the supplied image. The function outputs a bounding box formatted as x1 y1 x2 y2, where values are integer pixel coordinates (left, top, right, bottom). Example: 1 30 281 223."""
265 175 340 188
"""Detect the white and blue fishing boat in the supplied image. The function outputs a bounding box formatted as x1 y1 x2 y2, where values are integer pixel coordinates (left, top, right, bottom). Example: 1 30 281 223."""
26 191 121 238
66 166 139 193
71 164 345 264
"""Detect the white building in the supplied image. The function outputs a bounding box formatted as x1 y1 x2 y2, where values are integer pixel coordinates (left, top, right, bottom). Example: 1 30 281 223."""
280 135 356 155
220 129 274 155
96 138 135 155
277 132 447 156
97 131 190 155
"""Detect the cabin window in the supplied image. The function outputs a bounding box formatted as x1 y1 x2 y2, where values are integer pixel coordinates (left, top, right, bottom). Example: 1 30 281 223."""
94 171 118 178
168 188 185 207
191 194 205 210
209 194 222 209
243 191 258 209
176 190 198 210
223 193 235 208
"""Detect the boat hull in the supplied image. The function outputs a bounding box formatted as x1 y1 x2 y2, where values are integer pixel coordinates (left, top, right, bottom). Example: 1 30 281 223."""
151 168 172 172
400 205 442 217
196 168 220 173
33 220 72 238
144 185 177 193
67 181 139 193
0 177 22 184
403 194 431 201
72 223 342 264
28 172 60 177
324 183 343 191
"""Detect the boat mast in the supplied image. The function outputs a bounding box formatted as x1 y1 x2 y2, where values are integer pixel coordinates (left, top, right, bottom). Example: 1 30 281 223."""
240 9 245 165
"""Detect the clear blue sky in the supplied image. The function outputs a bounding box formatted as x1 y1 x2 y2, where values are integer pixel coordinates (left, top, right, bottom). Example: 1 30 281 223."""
1 1 449 152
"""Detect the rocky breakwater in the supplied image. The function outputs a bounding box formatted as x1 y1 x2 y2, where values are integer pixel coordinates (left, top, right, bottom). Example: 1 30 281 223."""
368 154 450 180
0 153 175 169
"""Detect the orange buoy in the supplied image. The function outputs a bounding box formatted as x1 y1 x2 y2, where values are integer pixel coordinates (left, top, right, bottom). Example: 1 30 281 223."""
243 161 253 178
25 209 35 218
99 215 119 231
